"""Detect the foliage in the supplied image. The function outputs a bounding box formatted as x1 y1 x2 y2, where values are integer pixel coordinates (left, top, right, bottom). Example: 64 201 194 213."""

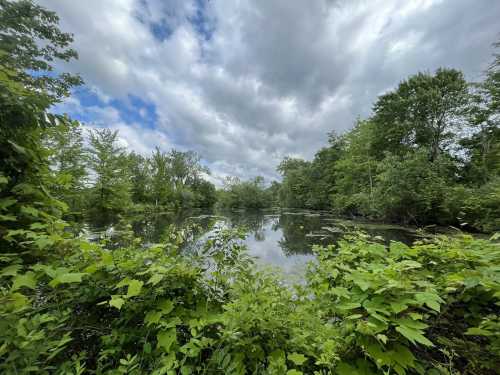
1 2 500 374
87 128 133 220
1 226 499 374
443 178 500 232
44 118 88 216
218 176 273 209
371 68 469 161
275 62 500 232
371 151 454 224
307 233 500 374
0 0 81 261
278 158 315 208
0 0 82 100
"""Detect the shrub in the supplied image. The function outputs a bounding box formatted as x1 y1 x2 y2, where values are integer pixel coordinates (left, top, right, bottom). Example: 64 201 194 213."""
1 228 499 374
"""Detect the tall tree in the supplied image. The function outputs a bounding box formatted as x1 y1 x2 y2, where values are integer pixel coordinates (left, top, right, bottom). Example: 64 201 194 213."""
372 68 469 161
44 118 87 214
87 129 131 218
277 158 312 208
150 147 173 207
0 0 82 259
127 152 151 204
169 150 208 191
0 0 82 100
462 41 500 183
330 120 377 216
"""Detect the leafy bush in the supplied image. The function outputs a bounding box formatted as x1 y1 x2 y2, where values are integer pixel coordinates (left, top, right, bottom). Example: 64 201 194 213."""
443 179 500 232
1 227 499 374
372 151 452 224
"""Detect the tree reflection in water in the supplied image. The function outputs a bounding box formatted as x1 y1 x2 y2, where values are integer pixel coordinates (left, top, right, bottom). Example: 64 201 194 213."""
84 208 421 279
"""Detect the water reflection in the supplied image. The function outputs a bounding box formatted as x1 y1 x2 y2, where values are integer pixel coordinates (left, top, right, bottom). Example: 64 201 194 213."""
83 209 421 277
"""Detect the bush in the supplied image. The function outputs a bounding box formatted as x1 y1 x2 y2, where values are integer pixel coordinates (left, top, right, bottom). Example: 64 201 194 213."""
372 152 452 224
1 227 499 374
442 178 500 232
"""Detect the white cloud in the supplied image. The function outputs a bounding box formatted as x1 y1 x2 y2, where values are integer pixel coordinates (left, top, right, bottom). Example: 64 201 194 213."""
40 0 500 182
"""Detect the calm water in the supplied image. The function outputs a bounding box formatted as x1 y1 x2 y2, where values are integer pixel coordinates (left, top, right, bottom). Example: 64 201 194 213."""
82 209 422 278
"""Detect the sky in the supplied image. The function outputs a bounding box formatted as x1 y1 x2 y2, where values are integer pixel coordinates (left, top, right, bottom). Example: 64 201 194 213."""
38 0 500 185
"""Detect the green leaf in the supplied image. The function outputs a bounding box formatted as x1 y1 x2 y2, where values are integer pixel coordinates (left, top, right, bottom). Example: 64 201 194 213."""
395 325 433 347
0 214 16 221
109 295 125 310
34 236 55 250
346 314 364 320
116 278 131 288
20 206 39 217
287 370 303 375
50 272 85 287
10 292 29 309
157 328 177 351
288 352 307 366
376 334 388 344
337 302 362 310
11 272 37 290
159 299 175 314
147 273 164 285
336 362 358 375
392 344 415 368
0 198 17 210
1 264 21 277
466 327 491 336
415 292 442 312
145 310 162 326
126 279 144 298
394 318 428 330
8 140 29 156
101 252 113 266
390 300 409 314
29 223 47 230
390 242 410 258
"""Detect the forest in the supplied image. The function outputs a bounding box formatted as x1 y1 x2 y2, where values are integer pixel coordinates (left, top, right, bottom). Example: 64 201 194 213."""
1 1 499 374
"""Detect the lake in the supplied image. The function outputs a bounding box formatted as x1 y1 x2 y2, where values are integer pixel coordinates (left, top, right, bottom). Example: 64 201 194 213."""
81 209 423 279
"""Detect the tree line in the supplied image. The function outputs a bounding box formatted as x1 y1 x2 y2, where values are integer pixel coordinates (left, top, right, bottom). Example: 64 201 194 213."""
44 122 217 221
275 62 500 232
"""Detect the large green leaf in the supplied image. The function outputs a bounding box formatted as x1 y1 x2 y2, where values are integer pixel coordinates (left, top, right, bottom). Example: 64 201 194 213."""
126 279 144 298
395 325 433 347
109 295 125 310
288 352 307 366
11 272 37 290
157 328 177 351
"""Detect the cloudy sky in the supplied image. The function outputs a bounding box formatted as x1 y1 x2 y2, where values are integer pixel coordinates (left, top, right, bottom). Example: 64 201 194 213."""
39 0 500 184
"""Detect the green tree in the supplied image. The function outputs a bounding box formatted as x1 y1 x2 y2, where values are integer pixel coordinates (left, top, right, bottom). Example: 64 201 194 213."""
330 120 376 216
150 147 173 207
372 68 469 161
127 152 151 204
191 179 217 208
0 0 82 100
306 133 345 209
277 158 312 208
87 129 131 219
218 176 271 209
462 42 500 184
373 151 453 224
169 150 207 192
44 118 88 215
0 0 81 259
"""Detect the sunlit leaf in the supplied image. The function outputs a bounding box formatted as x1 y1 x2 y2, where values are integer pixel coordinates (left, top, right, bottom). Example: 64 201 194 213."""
11 272 37 291
157 328 177 351
288 352 307 366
